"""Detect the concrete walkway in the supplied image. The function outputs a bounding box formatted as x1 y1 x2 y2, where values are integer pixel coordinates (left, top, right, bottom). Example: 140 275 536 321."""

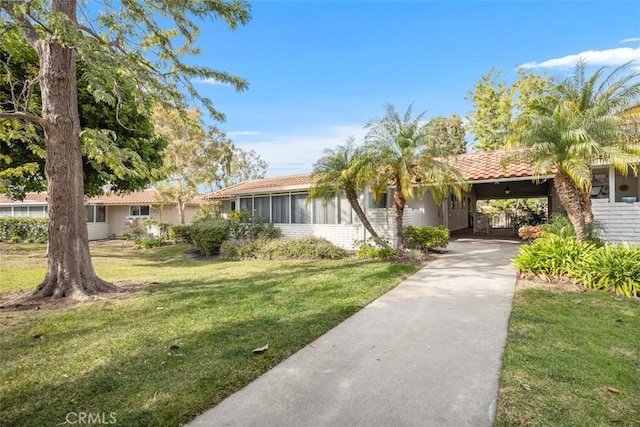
188 238 520 427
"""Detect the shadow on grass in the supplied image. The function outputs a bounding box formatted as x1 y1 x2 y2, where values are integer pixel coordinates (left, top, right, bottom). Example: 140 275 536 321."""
0 261 415 427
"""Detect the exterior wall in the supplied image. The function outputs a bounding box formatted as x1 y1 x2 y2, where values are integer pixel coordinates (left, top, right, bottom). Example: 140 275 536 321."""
592 199 640 244
156 204 199 225
406 192 442 227
275 208 413 250
107 206 131 238
87 223 110 240
447 191 474 231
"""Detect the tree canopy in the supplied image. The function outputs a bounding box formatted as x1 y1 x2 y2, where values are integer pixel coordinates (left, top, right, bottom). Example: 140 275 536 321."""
0 27 166 198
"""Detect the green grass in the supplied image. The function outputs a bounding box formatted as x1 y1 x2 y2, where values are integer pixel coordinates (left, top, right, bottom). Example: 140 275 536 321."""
496 283 640 426
0 242 416 426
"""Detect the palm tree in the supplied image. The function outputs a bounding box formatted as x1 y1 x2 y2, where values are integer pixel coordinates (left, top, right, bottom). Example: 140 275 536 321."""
364 104 468 250
309 137 392 249
511 61 640 241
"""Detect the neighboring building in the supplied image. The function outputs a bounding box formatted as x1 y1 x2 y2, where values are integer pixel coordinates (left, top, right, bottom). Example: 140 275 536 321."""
0 189 203 240
205 150 640 248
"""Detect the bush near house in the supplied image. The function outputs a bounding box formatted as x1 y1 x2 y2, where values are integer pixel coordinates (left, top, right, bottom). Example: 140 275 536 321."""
0 217 48 242
190 219 230 256
404 225 450 251
221 237 346 260
513 235 640 298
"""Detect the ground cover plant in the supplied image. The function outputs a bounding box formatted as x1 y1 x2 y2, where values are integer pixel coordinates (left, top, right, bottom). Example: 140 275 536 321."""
495 282 640 426
0 241 416 426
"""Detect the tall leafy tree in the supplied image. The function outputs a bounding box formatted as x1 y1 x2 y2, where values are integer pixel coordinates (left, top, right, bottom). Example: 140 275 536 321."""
153 106 267 224
510 61 640 241
466 68 552 151
0 1 250 299
365 104 467 250
1 29 166 198
309 137 392 249
428 113 466 154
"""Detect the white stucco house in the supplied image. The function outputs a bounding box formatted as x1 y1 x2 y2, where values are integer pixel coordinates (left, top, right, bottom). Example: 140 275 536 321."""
0 189 203 240
204 150 640 249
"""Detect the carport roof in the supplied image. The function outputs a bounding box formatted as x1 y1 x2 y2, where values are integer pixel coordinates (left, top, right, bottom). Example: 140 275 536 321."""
441 150 539 182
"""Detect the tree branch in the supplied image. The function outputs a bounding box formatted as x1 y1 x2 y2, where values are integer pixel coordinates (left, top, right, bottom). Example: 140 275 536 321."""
0 4 39 49
0 111 51 130
76 24 122 49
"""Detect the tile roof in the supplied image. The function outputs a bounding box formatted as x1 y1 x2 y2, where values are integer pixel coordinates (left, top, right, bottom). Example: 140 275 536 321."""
204 173 320 200
0 192 48 204
0 190 202 205
90 189 202 205
441 150 540 182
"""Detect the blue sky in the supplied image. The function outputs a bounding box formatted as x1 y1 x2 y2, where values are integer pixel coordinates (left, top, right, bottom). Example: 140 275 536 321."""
191 1 640 177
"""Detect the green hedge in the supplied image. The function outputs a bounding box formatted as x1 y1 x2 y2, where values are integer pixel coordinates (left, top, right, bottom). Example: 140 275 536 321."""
190 219 230 256
513 235 640 298
404 225 450 250
221 237 346 261
0 217 48 241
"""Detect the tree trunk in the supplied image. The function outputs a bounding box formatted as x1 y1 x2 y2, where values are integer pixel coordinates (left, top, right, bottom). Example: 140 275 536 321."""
32 5 116 300
393 177 406 251
554 172 588 242
178 197 186 224
345 189 392 250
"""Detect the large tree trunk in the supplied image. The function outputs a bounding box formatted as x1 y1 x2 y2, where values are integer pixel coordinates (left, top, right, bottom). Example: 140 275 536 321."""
345 189 392 250
32 3 116 300
393 177 406 251
554 172 588 242
178 197 186 224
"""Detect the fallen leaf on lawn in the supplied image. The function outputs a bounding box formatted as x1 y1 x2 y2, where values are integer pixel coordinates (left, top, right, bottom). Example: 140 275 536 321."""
520 382 531 391
252 344 269 354
606 386 621 394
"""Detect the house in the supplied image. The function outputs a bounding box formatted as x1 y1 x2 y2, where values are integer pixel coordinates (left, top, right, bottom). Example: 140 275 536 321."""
0 189 203 240
204 150 640 248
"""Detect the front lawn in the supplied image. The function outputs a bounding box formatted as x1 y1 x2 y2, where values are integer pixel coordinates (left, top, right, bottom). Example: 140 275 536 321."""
0 242 416 426
496 282 640 426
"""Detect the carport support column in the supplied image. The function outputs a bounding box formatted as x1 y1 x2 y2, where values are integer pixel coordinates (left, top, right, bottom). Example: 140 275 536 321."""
608 165 616 203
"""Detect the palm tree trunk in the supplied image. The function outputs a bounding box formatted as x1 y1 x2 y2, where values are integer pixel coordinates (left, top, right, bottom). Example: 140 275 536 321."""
554 172 588 241
345 189 392 250
393 178 406 251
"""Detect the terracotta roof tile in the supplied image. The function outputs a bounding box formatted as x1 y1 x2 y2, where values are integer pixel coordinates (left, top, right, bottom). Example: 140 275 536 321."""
0 190 202 205
204 173 319 200
0 192 48 204
442 150 539 181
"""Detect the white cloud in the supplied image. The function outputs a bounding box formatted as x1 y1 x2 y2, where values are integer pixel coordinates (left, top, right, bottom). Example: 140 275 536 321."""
236 125 367 177
227 131 262 136
621 37 640 43
519 47 640 70
196 78 231 85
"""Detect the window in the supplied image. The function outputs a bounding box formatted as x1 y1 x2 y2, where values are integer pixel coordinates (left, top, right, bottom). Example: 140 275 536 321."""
338 195 353 224
271 195 290 223
239 197 253 214
254 196 270 221
0 207 11 217
96 206 106 222
86 205 94 222
14 206 28 217
313 197 337 224
28 206 46 217
129 205 150 216
291 193 311 224
368 192 388 209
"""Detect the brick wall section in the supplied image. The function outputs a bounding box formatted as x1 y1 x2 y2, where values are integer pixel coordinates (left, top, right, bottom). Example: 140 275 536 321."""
592 200 640 244
276 208 415 250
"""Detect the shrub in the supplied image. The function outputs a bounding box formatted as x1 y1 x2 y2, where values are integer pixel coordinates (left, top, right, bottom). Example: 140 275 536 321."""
9 235 20 243
228 213 282 240
190 219 230 256
518 224 545 240
512 236 595 279
220 239 261 261
404 225 450 251
132 237 165 250
0 217 48 241
250 221 282 240
570 244 640 298
541 213 604 245
169 224 193 243
120 233 131 241
222 237 346 260
356 244 397 259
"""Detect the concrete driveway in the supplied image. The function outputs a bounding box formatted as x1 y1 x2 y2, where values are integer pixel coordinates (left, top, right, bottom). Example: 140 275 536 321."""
188 238 520 427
